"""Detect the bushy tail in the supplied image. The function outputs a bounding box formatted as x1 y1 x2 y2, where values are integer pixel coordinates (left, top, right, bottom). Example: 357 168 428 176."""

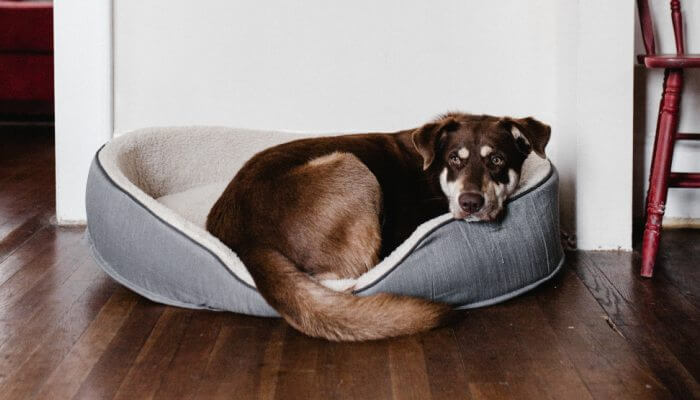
245 247 454 341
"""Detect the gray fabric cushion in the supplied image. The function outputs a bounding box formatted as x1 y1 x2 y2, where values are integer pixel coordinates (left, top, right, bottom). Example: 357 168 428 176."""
86 128 564 317
354 167 563 308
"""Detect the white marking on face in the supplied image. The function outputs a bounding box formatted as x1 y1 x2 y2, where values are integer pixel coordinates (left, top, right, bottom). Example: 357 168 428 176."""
464 168 521 221
495 169 520 201
439 168 448 193
506 168 519 193
494 182 505 198
480 145 493 157
511 126 530 146
440 160 521 221
457 147 469 160
480 180 507 221
440 168 463 216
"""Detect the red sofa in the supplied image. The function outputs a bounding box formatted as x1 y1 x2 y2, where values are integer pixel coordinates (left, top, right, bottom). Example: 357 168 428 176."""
0 0 53 117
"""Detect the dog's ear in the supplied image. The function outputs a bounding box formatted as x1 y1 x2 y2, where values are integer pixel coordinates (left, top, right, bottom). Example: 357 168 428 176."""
502 117 551 157
412 117 459 170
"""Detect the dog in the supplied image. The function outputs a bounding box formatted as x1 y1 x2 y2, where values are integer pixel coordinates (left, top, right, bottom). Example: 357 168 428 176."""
206 112 550 341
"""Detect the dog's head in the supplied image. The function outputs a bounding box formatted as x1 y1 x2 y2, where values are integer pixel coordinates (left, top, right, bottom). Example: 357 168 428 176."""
413 113 550 221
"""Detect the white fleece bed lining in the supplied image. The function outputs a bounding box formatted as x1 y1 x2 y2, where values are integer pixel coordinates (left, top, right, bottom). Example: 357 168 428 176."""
97 127 551 292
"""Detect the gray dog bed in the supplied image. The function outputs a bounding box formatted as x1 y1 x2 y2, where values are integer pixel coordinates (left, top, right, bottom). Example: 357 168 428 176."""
86 127 564 317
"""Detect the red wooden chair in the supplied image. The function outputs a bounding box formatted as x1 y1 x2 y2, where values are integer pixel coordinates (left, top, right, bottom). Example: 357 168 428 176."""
637 0 700 277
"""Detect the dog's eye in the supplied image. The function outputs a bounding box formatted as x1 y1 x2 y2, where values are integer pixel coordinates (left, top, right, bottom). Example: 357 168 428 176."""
449 153 461 166
490 155 504 166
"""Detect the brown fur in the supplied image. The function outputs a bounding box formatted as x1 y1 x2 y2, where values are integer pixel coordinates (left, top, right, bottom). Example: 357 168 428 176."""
206 112 550 341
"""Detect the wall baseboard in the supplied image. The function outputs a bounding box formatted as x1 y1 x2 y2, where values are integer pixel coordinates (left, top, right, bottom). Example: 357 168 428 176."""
53 216 87 226
663 217 700 229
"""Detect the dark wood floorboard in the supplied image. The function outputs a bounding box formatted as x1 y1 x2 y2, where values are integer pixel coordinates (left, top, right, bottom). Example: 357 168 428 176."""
654 229 700 308
0 125 54 261
419 328 472 400
72 297 166 400
317 336 395 400
193 315 277 399
573 252 699 398
535 265 672 399
0 125 698 399
151 311 225 399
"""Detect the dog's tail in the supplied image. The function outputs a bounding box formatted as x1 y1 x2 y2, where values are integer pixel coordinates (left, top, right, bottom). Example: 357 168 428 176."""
244 247 454 341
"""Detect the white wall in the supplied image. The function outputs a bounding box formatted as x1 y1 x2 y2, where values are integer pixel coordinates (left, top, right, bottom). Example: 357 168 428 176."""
114 0 559 134
634 0 700 225
56 1 636 249
576 1 635 249
54 0 112 224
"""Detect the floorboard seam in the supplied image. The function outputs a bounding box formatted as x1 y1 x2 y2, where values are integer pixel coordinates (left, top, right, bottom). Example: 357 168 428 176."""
0 217 50 266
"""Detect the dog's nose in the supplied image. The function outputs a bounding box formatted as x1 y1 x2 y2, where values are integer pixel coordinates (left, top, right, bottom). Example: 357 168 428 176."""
458 192 484 214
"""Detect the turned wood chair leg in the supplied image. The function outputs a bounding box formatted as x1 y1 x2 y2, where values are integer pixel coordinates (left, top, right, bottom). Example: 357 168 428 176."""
641 69 683 277
644 81 666 215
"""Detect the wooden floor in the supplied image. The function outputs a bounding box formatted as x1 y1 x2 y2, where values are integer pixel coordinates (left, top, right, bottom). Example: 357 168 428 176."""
1 125 698 400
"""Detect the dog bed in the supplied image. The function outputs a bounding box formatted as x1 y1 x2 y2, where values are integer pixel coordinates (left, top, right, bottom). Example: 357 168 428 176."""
86 127 564 317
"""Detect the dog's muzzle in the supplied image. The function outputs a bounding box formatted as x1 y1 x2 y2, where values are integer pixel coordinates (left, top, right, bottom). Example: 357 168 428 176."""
458 192 484 214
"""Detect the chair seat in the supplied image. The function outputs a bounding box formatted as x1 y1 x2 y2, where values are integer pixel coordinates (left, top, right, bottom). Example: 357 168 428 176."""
641 54 700 69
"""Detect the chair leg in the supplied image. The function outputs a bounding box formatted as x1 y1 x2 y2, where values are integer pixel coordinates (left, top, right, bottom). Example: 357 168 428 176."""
644 72 669 211
641 69 683 277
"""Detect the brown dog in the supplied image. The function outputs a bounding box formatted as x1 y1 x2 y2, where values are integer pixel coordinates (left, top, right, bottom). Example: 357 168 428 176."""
206 112 550 341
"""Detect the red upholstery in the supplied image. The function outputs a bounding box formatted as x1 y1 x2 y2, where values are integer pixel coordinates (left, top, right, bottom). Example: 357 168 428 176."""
0 54 53 99
0 1 54 116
